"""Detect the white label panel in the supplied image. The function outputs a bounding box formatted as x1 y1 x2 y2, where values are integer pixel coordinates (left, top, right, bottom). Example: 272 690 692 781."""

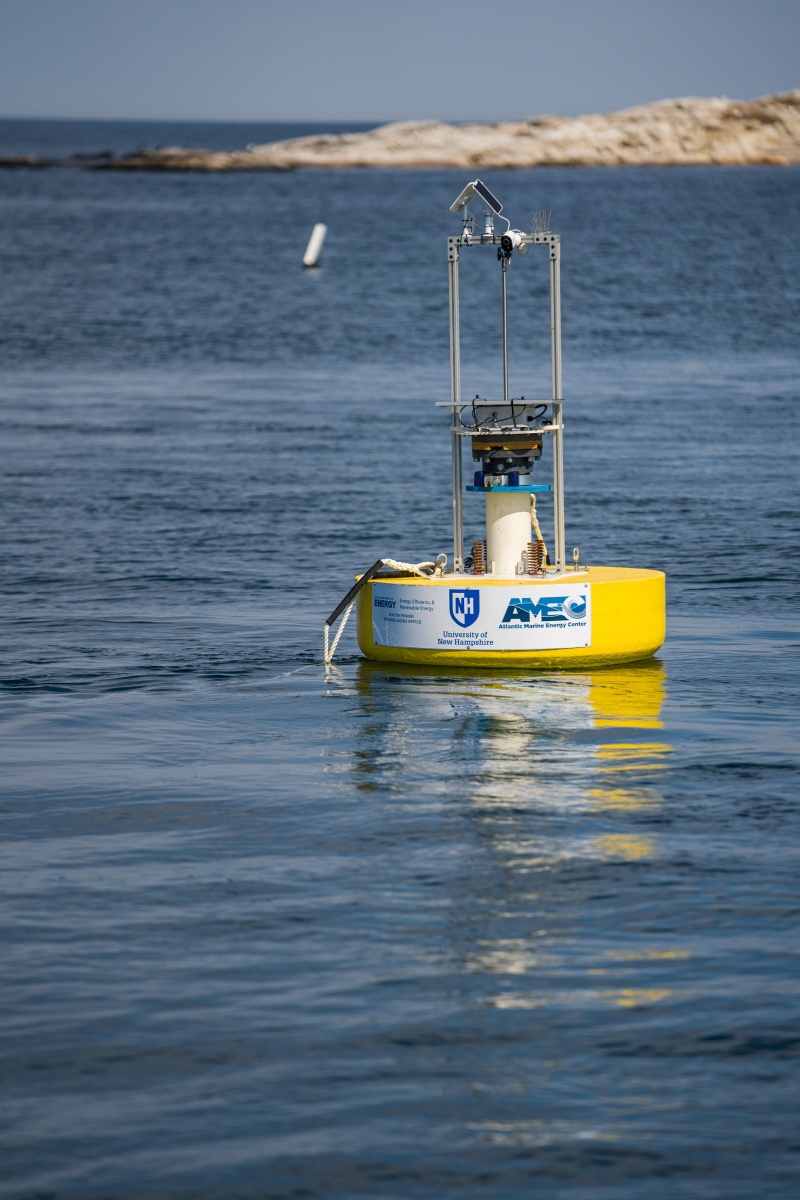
371 583 591 651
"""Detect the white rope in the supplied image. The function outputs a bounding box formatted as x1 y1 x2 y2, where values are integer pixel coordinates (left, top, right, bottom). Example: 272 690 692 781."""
382 553 447 579
381 558 434 577
325 601 354 664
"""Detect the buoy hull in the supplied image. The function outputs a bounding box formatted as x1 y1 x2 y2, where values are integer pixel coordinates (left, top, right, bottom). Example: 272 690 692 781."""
356 566 665 669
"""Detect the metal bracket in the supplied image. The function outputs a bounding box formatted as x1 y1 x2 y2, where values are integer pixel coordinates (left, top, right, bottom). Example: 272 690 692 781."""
325 559 384 627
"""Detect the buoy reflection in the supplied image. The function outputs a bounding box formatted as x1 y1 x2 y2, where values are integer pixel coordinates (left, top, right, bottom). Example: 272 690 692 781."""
349 659 683 1015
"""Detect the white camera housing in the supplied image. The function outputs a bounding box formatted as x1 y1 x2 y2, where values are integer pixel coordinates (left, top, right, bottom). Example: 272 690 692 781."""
500 229 529 256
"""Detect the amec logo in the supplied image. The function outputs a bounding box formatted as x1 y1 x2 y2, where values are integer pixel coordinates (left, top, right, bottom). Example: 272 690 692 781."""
501 594 587 623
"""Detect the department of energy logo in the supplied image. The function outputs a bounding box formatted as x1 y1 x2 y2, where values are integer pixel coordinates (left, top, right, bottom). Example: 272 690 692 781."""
449 588 480 628
501 594 587 624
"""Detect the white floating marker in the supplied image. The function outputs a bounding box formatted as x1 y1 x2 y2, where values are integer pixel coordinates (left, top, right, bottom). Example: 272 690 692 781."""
303 223 327 268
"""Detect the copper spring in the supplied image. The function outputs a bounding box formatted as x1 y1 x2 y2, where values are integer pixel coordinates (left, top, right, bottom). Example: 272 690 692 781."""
526 541 546 575
471 540 486 575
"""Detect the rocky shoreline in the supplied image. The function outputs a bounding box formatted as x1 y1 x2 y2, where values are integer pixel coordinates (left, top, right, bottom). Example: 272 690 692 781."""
3 90 799 170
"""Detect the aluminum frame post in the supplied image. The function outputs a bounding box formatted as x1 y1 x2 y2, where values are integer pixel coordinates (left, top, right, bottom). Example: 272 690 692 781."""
549 238 566 572
448 239 464 571
501 255 509 405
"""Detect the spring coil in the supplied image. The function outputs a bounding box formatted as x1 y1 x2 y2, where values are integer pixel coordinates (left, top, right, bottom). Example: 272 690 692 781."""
526 541 546 575
471 540 486 575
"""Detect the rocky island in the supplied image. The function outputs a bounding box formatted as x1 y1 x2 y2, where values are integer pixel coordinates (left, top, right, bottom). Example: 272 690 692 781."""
4 90 799 170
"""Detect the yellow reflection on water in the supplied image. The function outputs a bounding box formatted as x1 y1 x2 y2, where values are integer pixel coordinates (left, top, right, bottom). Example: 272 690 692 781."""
589 663 666 728
602 987 673 1008
589 662 673 812
487 986 673 1010
590 786 661 810
594 833 657 860
595 742 673 770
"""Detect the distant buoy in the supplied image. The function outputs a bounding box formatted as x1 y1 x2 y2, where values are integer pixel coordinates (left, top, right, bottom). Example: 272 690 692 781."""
303 223 327 267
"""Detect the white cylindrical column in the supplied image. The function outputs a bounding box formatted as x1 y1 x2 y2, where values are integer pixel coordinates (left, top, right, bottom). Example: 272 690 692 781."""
485 492 531 576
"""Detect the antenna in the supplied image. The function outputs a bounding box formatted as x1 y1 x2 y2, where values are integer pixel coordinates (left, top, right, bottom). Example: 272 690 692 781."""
530 209 554 235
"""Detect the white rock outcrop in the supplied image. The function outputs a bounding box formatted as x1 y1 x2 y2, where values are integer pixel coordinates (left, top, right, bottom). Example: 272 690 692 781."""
239 92 800 169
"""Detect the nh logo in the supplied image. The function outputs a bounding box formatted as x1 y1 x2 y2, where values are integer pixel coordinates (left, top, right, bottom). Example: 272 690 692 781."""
449 588 480 628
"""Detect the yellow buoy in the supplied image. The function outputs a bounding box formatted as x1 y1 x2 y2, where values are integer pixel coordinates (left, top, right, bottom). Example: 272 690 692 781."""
356 566 664 670
326 180 666 671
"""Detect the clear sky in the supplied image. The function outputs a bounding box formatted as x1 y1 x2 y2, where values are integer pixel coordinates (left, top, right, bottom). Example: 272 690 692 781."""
0 0 797 123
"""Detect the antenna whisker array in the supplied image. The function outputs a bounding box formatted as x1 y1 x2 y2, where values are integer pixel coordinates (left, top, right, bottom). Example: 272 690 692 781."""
529 209 554 235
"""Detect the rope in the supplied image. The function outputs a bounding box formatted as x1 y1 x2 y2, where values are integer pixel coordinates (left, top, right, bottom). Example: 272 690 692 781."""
530 495 550 566
325 601 354 664
381 558 435 577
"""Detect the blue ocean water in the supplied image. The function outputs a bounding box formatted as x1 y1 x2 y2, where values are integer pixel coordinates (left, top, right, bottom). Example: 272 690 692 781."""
0 131 799 1198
